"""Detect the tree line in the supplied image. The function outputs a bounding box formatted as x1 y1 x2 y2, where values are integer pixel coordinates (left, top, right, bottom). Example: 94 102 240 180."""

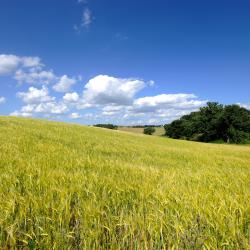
164 102 250 144
94 124 118 130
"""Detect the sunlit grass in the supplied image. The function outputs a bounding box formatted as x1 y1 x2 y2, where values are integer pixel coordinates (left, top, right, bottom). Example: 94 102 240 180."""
0 116 249 249
118 126 165 136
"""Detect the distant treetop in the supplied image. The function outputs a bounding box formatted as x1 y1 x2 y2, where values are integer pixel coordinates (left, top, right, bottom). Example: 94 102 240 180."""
94 124 118 130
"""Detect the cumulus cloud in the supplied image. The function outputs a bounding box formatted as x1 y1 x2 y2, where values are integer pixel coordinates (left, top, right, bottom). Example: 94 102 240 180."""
15 102 68 116
148 80 155 87
118 93 207 124
0 54 42 76
10 111 32 117
14 69 55 85
1 53 209 125
53 75 76 92
63 92 79 102
58 75 206 124
17 86 54 104
132 94 206 113
81 75 145 107
0 55 20 75
21 57 42 68
102 105 124 116
0 96 6 104
69 112 82 119
238 103 250 110
14 85 68 117
0 54 56 85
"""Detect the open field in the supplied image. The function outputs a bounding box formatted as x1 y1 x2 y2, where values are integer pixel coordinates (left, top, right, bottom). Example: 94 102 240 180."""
118 126 165 136
0 116 250 249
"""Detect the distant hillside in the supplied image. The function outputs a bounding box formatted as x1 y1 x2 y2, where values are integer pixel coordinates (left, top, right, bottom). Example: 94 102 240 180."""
118 126 165 136
0 117 250 249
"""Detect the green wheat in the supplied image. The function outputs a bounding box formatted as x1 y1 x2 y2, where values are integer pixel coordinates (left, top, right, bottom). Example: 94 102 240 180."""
0 117 249 249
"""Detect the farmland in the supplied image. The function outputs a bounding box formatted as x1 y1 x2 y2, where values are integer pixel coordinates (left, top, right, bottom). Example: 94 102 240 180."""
0 116 249 249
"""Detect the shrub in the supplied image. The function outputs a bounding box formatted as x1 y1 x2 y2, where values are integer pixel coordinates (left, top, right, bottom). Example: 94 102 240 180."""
143 127 155 135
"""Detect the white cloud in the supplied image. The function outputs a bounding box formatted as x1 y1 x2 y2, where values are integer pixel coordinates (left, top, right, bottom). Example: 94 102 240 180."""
81 75 145 107
1 54 209 125
74 75 207 124
0 96 6 104
53 75 76 92
131 94 206 113
63 92 79 102
148 80 155 87
0 54 42 76
96 93 207 125
0 54 55 85
35 102 68 114
14 69 55 85
20 102 68 115
21 56 42 68
69 112 82 119
10 111 32 117
74 8 93 32
17 86 54 104
238 103 250 110
82 8 92 28
116 93 207 124
102 105 124 116
0 54 20 75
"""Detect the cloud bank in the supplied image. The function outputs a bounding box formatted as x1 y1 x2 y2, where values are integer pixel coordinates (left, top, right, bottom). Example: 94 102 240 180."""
0 53 210 124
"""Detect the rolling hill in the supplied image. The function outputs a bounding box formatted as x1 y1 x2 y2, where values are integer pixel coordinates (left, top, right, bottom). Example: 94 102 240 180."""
0 117 249 249
118 126 165 136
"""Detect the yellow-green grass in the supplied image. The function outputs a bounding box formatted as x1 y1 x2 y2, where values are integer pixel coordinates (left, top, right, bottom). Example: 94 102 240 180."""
0 116 249 249
118 126 165 136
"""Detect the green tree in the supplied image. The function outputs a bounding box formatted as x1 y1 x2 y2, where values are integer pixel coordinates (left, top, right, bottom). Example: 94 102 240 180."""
198 102 224 142
164 120 184 138
143 127 156 135
221 105 250 143
94 124 118 130
164 102 250 144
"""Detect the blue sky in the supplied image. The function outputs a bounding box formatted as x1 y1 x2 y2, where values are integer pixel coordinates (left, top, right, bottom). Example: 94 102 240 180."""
0 0 249 125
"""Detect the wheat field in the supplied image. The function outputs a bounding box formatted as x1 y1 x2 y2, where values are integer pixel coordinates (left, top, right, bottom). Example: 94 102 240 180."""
118 127 165 136
0 116 249 249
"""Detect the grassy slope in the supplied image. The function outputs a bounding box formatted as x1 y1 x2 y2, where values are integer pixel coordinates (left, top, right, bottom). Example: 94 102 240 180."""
118 127 165 136
0 117 249 249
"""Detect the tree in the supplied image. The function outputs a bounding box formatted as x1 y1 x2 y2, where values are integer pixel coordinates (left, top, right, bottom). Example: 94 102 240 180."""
221 105 250 143
164 102 250 144
164 120 184 139
143 127 156 135
198 102 224 142
94 124 118 130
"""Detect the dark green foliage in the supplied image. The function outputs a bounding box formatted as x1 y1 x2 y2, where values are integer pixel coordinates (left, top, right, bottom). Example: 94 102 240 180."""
131 125 162 128
143 127 156 135
164 102 250 144
94 124 118 130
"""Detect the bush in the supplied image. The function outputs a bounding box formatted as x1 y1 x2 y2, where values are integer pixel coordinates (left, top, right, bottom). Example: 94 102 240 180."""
143 127 155 135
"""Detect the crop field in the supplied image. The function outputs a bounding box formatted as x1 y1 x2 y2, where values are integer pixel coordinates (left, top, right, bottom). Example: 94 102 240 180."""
0 116 249 249
118 126 165 136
